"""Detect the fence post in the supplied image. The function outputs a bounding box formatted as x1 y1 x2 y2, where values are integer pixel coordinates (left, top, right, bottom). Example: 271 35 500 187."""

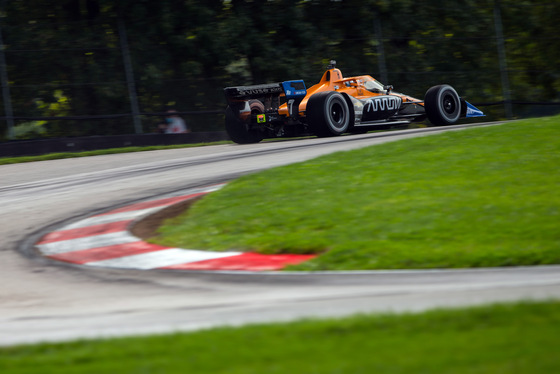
374 16 388 84
493 0 513 119
118 16 142 134
0 15 14 139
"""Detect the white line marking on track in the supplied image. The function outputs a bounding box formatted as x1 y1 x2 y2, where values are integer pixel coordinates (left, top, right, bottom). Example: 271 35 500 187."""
86 248 241 269
37 232 140 255
61 207 163 230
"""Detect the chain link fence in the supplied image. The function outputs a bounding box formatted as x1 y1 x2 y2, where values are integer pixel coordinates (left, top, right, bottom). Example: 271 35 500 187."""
0 1 559 141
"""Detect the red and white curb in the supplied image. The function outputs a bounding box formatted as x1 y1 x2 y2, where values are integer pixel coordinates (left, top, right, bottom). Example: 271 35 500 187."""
35 185 315 271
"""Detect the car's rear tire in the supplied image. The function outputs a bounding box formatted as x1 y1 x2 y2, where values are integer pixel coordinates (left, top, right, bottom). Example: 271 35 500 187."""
424 85 461 126
307 91 351 137
225 100 265 144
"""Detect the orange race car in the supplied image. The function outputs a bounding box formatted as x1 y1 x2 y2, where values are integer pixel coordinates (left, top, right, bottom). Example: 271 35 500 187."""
223 60 484 144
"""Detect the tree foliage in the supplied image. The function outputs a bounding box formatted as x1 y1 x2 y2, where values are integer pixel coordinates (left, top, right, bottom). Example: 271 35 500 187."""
0 0 558 139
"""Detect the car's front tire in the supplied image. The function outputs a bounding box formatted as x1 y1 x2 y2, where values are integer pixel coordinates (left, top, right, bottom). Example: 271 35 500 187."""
225 100 265 144
307 91 351 137
424 85 461 126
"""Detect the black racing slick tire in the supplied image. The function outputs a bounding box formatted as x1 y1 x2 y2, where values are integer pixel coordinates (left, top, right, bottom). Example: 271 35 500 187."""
424 85 461 126
307 91 351 137
225 100 265 144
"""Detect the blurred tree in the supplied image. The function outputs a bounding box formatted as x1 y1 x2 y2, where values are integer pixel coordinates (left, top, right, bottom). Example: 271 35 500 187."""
0 0 558 140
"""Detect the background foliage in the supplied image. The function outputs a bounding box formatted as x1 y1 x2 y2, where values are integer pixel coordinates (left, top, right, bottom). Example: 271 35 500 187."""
0 0 558 139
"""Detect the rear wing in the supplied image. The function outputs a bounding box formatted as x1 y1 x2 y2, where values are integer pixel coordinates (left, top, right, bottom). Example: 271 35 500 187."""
224 80 307 118
224 80 306 103
224 83 284 102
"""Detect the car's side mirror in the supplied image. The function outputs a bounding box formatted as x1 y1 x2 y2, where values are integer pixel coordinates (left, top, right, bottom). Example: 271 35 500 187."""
384 85 393 93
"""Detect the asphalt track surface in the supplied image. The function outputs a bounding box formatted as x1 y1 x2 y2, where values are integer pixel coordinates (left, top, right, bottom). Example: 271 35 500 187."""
2 122 560 346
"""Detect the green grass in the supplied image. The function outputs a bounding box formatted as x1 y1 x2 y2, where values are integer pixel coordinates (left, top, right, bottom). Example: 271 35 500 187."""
1 301 559 373
0 141 231 165
154 116 560 270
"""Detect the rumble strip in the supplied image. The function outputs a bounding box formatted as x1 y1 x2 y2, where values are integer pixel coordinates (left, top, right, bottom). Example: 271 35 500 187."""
35 185 315 271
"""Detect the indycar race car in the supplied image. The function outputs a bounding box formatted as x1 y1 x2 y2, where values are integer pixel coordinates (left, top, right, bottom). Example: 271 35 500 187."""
223 60 484 144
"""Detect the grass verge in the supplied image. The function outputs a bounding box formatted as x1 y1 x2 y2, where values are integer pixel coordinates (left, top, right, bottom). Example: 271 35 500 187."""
0 141 231 165
154 116 560 270
1 301 559 373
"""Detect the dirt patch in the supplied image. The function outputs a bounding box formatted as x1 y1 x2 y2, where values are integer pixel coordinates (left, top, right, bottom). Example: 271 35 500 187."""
130 196 203 240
